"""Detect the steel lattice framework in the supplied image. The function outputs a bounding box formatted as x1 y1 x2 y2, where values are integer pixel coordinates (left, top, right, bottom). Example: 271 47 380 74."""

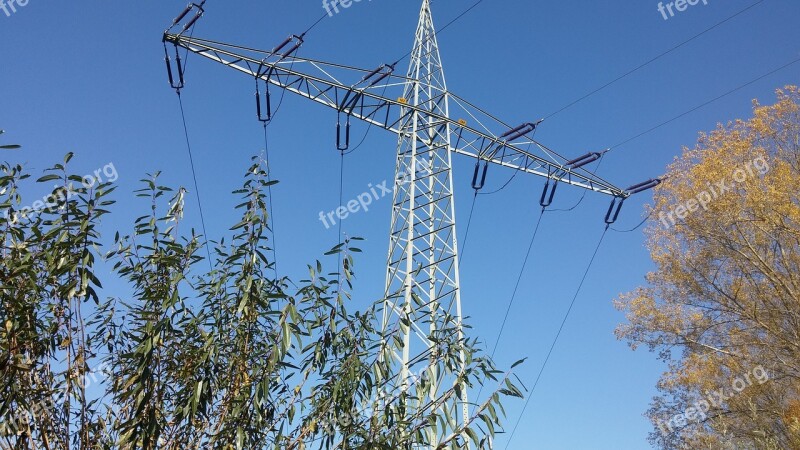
382 0 469 444
162 0 646 447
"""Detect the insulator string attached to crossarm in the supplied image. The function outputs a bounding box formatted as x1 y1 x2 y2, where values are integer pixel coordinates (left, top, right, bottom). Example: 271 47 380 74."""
340 82 391 156
165 2 213 270
548 149 609 213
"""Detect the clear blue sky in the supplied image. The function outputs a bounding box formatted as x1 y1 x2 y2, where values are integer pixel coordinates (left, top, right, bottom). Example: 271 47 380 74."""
1 0 798 448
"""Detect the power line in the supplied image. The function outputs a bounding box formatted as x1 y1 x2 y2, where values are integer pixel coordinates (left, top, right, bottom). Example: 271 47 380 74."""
504 225 609 449
610 210 652 233
262 124 279 278
176 92 213 268
609 55 800 150
472 208 547 414
458 126 538 258
303 12 329 36
547 155 607 213
488 209 546 358
543 0 766 121
168 10 213 269
336 149 346 287
394 0 486 64
458 193 479 266
476 166 522 196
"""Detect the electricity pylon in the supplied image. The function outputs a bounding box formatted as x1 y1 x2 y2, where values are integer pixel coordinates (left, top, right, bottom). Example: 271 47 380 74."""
162 0 651 446
375 0 468 443
381 0 470 444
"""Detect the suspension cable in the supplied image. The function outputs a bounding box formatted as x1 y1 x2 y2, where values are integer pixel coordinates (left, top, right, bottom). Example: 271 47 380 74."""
503 225 610 449
459 125 539 265
261 123 279 279
471 207 546 414
341 82 391 156
543 0 765 121
336 149 346 288
393 0 486 66
166 4 213 268
547 153 607 213
488 209 546 359
303 13 329 36
176 92 213 269
609 55 800 151
610 210 654 233
457 193 478 266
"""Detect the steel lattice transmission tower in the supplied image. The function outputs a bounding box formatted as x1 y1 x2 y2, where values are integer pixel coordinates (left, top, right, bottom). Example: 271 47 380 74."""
381 0 470 443
162 0 653 446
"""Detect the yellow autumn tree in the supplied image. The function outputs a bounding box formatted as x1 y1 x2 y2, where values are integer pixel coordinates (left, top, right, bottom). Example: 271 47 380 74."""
616 86 800 450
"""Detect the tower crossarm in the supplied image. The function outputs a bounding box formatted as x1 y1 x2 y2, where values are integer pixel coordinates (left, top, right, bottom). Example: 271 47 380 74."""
163 32 630 198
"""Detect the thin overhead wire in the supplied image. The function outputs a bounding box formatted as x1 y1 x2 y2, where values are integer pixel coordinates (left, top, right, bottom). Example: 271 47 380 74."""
265 54 300 124
543 0 766 121
457 193 478 266
488 209 546 359
303 12 329 36
609 55 800 150
341 82 391 156
472 207 547 413
177 92 214 269
504 225 610 449
547 156 606 213
394 0 486 65
610 212 651 233
458 125 535 268
336 149 346 286
169 15 215 269
262 124 279 278
476 166 522 196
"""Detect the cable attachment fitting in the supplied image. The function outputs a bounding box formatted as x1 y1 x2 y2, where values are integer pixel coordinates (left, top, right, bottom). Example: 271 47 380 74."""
273 34 305 62
540 176 559 208
359 63 396 88
605 196 625 224
255 78 272 123
604 178 662 224
164 45 185 91
336 112 351 151
167 1 206 34
471 161 489 190
626 178 662 195
500 119 544 142
566 151 603 170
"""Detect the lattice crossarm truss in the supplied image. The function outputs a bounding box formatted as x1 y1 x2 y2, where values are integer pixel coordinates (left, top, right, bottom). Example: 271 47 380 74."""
162 33 629 198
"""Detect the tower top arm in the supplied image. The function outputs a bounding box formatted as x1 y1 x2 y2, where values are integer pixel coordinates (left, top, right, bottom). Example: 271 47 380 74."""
163 32 632 198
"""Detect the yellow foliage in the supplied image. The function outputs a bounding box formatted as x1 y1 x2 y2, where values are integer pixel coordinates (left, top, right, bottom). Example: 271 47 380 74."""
616 86 800 449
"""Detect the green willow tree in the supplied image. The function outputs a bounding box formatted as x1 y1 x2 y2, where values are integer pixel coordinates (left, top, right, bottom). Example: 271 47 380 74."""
1 153 522 450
